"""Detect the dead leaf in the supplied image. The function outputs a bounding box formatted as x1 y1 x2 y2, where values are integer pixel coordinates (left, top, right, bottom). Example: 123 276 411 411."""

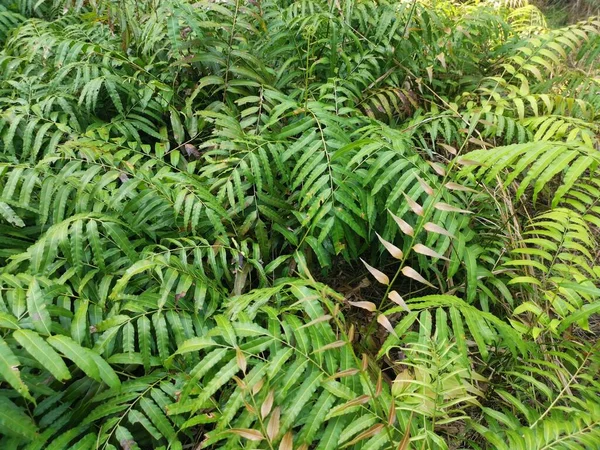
252 378 265 395
415 175 434 195
388 291 410 312
401 266 437 289
428 161 446 176
377 314 398 337
434 202 473 214
438 143 457 155
457 158 483 166
436 52 446 69
376 233 403 259
413 243 450 261
346 424 385 446
236 348 247 373
279 431 294 450
388 402 396 426
360 259 389 285
299 315 332 329
267 406 280 441
228 429 264 441
389 210 414 236
261 390 274 419
444 182 477 193
348 301 377 312
327 368 360 381
397 413 413 450
313 340 346 353
403 193 424 216
423 222 456 238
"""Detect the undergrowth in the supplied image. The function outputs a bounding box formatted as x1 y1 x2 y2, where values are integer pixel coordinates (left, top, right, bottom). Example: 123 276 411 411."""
0 0 599 448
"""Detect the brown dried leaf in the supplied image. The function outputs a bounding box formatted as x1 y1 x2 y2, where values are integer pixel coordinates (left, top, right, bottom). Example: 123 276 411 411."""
376 233 403 259
339 395 371 411
267 406 280 441
279 431 294 450
438 143 457 155
388 402 396 426
401 266 437 289
444 182 477 193
252 378 265 395
415 175 434 195
346 424 385 446
228 429 264 441
423 222 456 238
428 161 446 176
244 401 256 415
377 314 398 337
362 353 369 371
457 158 483 166
413 243 450 261
313 340 346 353
236 348 247 373
261 390 274 419
376 371 383 397
468 137 492 148
436 52 446 69
360 258 389 285
327 368 360 381
388 290 409 312
389 210 414 236
434 202 473 214
348 301 377 312
403 193 424 216
397 414 413 450
233 376 247 390
299 315 332 329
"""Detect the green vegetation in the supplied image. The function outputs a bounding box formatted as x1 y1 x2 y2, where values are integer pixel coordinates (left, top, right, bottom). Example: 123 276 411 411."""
0 0 599 448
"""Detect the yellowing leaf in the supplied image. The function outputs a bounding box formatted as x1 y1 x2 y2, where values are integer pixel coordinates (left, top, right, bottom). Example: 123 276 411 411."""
423 222 455 238
376 233 403 259
413 243 450 261
388 291 409 312
401 266 437 289
348 301 377 312
261 389 274 419
267 406 280 441
389 210 414 236
360 259 389 285
434 202 472 214
403 193 424 216
228 429 264 441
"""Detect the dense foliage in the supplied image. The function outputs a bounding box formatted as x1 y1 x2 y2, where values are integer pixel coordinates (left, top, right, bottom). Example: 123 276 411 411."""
0 0 599 448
